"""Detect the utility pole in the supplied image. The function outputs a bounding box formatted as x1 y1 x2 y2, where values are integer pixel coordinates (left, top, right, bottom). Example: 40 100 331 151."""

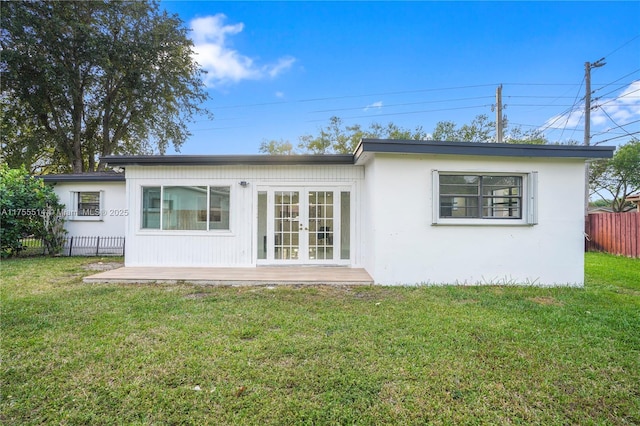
496 84 503 143
584 58 606 146
583 58 606 216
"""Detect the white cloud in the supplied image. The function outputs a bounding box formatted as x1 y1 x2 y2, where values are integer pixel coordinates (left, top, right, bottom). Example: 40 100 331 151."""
592 80 640 127
275 91 285 98
190 14 296 88
541 80 640 134
364 101 383 111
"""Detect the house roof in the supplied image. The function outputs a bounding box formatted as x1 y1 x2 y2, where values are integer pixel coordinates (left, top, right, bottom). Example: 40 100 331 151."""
101 154 354 166
626 193 640 202
100 139 615 167
39 172 125 182
354 139 616 162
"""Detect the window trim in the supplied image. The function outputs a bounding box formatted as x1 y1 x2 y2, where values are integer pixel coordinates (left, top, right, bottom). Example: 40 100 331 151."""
69 191 103 221
432 170 538 226
140 185 232 232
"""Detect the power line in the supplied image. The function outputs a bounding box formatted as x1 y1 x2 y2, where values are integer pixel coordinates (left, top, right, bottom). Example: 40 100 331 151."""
536 104 583 134
599 109 638 138
502 83 582 86
592 130 640 145
507 95 580 99
207 82 596 113
592 119 640 137
592 69 640 93
306 104 492 123
212 83 499 110
532 79 639 136
601 34 640 59
309 95 494 114
595 86 640 108
560 75 586 141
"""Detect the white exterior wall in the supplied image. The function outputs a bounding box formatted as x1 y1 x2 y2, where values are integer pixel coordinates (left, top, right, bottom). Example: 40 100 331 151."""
360 159 377 277
51 181 126 237
124 165 364 267
361 154 587 286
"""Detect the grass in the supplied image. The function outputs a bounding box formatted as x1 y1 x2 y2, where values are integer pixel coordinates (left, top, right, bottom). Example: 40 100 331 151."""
1 253 639 425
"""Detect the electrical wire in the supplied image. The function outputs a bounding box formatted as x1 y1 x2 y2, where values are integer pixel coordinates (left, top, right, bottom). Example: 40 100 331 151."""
559 76 586 141
592 69 640 94
601 34 640 59
310 96 495 114
599 109 638 138
595 87 640 109
592 131 640 145
592 119 640 137
306 104 493 123
212 83 500 110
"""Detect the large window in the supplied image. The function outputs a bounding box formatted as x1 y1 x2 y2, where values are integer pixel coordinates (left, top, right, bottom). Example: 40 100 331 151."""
435 172 536 224
439 175 522 219
141 186 230 231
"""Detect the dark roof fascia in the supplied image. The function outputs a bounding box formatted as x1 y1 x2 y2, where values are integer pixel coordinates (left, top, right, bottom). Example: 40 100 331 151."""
39 173 125 183
101 154 355 166
354 139 615 162
100 141 615 168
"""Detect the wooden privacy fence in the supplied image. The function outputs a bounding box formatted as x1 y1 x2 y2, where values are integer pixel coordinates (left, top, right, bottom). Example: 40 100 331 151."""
585 213 639 258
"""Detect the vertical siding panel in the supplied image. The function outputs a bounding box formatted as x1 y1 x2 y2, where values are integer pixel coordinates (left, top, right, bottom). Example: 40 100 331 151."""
125 164 364 266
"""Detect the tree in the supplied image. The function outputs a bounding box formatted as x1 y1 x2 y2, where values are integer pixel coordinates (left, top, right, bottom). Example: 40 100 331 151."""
590 139 640 212
1 96 54 174
258 139 296 155
1 1 210 173
261 116 429 155
0 165 66 257
431 114 494 142
260 114 549 155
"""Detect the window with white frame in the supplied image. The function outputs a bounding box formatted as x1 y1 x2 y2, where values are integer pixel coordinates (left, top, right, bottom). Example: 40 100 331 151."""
433 171 537 224
141 186 230 231
72 191 102 218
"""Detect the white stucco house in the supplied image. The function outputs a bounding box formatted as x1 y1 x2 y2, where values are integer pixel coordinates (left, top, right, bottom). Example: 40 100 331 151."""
96 139 613 286
41 172 127 238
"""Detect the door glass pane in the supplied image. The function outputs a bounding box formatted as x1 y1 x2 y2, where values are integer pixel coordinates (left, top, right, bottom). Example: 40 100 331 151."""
274 191 299 260
257 192 267 259
309 191 334 260
340 192 350 259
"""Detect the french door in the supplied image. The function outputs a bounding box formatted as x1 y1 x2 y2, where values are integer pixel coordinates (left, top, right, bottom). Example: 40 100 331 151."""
256 187 351 264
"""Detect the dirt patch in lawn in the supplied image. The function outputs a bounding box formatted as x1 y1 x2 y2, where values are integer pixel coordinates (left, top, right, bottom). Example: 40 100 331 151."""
528 296 563 306
82 261 124 271
184 292 213 299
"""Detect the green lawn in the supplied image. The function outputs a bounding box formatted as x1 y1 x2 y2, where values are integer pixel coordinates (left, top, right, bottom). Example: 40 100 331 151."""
1 254 639 425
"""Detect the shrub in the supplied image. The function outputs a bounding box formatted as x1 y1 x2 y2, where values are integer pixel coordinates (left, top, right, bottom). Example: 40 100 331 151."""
0 165 66 257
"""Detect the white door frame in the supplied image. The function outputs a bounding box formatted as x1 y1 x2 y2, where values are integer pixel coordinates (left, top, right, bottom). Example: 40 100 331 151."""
255 184 353 266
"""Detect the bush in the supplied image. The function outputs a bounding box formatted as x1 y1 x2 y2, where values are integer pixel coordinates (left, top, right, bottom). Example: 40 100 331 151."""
0 165 66 257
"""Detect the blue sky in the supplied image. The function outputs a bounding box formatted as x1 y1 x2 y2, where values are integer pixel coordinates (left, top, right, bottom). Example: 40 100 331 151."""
160 1 640 154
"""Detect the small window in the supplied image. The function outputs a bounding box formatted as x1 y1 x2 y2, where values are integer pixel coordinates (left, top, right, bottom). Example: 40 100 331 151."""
434 172 536 225
76 192 101 217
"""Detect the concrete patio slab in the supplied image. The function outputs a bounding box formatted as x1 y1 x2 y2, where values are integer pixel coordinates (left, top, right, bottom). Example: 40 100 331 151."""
83 266 374 286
